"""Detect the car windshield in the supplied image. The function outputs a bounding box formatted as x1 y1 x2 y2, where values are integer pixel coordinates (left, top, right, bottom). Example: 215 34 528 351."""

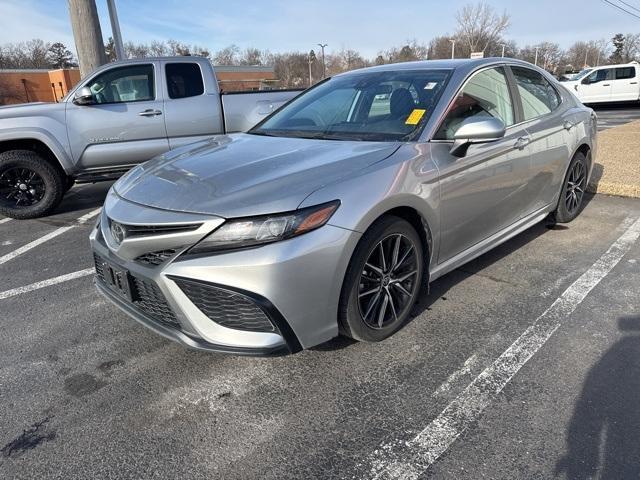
572 69 593 81
250 69 451 142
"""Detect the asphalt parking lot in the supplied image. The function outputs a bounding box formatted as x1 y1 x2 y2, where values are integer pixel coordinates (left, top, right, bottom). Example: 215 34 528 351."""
592 102 640 131
0 180 639 479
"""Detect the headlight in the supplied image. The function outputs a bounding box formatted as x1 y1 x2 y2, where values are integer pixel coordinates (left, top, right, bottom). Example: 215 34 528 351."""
188 200 340 254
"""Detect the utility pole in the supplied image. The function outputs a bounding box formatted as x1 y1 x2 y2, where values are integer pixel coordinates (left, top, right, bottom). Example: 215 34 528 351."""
584 49 589 68
501 44 506 58
106 0 125 60
534 47 540 66
317 43 328 78
308 50 316 87
68 0 107 77
449 39 456 59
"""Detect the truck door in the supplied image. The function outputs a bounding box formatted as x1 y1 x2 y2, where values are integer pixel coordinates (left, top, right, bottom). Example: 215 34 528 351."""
611 65 639 102
578 68 613 103
162 60 224 149
66 62 169 170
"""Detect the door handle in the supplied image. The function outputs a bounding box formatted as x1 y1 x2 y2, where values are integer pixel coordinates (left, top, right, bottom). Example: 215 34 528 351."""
631 82 638 85
563 120 575 131
514 136 531 150
602 84 610 87
138 109 162 117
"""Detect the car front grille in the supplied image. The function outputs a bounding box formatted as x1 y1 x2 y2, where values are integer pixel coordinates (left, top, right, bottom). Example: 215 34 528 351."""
172 277 275 333
134 249 177 266
94 253 180 329
112 221 202 238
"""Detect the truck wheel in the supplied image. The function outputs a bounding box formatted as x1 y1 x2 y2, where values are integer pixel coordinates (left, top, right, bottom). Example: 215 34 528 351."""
0 150 66 219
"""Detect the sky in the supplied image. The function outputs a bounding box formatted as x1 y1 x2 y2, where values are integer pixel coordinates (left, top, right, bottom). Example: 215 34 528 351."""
1 0 639 58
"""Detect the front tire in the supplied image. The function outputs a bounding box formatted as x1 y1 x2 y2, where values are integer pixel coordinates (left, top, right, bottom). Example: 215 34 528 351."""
554 151 588 223
0 150 66 219
339 216 424 342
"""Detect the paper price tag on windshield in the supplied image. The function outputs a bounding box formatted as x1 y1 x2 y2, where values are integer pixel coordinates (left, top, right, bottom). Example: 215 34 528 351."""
405 109 426 125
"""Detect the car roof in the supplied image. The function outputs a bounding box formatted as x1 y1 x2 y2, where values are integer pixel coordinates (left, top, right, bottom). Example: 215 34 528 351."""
337 57 547 77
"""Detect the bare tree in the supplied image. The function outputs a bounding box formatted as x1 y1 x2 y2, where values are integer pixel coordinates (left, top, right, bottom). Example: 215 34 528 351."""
212 45 240 65
455 2 510 55
149 40 168 57
622 33 640 62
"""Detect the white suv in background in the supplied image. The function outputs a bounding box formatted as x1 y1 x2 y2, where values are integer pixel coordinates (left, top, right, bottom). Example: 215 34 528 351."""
563 61 639 104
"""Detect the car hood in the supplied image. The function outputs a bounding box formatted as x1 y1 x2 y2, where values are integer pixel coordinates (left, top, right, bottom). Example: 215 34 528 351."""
0 102 59 119
114 133 400 218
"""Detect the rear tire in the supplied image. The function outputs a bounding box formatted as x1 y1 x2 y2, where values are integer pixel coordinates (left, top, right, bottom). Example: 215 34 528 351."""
553 151 589 223
338 216 424 342
0 150 66 219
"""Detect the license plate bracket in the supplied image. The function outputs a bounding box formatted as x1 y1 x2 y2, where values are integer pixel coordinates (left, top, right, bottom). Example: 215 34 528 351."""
100 258 134 302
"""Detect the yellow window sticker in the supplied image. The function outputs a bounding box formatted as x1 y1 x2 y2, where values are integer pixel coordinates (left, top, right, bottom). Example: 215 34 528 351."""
405 109 426 125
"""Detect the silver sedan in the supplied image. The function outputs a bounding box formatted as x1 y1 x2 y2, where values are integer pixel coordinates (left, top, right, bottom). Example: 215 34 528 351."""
90 58 596 355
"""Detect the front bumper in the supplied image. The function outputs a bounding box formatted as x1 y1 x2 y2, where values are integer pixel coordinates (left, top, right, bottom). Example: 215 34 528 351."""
90 192 360 355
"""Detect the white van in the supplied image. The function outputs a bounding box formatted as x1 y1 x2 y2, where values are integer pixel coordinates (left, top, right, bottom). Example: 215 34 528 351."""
563 61 639 104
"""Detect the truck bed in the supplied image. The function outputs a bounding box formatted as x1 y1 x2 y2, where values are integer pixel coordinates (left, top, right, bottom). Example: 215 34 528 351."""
221 89 303 133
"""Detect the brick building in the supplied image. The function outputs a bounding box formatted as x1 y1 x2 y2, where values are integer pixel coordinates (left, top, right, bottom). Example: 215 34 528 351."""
0 64 279 105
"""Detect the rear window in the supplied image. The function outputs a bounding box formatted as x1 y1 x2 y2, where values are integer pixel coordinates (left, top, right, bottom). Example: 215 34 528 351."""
166 63 204 99
615 67 636 80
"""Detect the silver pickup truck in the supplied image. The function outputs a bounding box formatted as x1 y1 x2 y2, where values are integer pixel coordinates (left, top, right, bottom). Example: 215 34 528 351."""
0 56 300 219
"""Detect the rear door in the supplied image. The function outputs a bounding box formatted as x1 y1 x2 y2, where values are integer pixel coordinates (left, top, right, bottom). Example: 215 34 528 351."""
433 66 534 263
162 60 224 149
510 66 573 214
66 62 169 170
611 66 639 102
578 68 613 103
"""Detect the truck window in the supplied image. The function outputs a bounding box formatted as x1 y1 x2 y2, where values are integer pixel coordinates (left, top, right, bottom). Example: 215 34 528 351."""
615 67 636 80
86 65 154 104
511 66 561 120
586 69 613 83
166 63 204 99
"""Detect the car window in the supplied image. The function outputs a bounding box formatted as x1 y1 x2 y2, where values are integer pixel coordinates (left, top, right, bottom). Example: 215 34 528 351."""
587 68 613 83
166 63 204 99
615 67 636 80
86 64 154 104
511 67 561 121
434 67 514 141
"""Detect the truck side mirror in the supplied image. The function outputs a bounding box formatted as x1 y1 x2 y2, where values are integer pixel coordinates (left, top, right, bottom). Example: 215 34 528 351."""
73 87 95 105
581 78 592 85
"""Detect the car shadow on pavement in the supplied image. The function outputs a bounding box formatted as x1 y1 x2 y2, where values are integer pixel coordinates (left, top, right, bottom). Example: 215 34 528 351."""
52 182 114 216
555 316 640 479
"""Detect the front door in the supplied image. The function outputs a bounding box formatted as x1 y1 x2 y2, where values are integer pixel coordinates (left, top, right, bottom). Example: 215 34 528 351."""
66 62 169 170
578 68 613 103
432 66 533 263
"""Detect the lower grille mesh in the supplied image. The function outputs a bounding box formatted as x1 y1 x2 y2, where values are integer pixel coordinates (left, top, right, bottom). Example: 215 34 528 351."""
94 254 179 329
135 249 177 266
173 277 274 332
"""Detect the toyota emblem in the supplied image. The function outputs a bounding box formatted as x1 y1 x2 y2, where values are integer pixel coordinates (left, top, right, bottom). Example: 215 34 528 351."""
110 221 126 246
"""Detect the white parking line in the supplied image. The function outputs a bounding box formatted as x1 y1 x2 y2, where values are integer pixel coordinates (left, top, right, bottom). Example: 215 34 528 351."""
368 216 640 480
0 218 11 224
0 268 94 300
0 208 100 266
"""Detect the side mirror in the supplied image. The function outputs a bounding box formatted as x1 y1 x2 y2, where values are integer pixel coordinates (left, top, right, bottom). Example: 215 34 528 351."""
450 117 506 157
581 78 591 85
73 86 94 105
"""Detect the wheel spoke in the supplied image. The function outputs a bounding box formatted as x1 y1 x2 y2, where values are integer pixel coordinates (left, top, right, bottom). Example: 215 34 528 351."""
365 263 383 276
393 269 418 283
393 244 414 273
390 235 401 271
392 282 412 297
359 287 379 298
363 292 381 321
386 289 398 322
377 293 389 328
379 242 387 272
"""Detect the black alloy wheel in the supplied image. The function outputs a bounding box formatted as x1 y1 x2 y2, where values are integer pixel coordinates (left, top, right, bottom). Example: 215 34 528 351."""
358 233 419 330
0 167 46 208
554 151 589 223
339 216 424 342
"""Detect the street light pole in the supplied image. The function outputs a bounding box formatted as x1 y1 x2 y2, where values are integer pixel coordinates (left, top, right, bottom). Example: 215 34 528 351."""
501 44 506 58
317 43 328 78
449 39 456 59
106 0 125 60
584 49 589 68
534 47 540 66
